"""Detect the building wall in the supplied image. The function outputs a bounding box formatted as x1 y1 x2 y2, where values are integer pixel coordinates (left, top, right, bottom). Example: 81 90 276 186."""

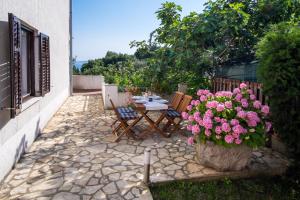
0 0 71 181
73 75 104 90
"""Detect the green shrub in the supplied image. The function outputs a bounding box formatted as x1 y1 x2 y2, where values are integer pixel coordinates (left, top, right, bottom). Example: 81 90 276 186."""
256 22 300 156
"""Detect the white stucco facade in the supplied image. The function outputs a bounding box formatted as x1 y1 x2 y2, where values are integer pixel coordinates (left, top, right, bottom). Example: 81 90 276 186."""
0 0 71 181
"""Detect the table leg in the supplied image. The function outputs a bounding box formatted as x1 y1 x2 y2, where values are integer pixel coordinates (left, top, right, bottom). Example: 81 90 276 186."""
140 111 170 138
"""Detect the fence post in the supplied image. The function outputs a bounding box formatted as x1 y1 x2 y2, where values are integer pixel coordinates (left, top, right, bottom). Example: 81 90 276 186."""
143 147 151 185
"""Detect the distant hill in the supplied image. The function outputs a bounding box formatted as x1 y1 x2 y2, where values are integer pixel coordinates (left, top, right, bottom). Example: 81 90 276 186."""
74 61 88 69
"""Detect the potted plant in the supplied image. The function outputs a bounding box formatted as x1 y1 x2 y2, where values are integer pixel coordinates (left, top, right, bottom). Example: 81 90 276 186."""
182 83 272 171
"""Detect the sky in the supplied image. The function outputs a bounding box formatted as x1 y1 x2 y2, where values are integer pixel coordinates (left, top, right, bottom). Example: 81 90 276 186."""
73 0 207 61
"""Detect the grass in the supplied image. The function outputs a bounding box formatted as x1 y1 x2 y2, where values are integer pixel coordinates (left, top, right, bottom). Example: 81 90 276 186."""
150 176 300 200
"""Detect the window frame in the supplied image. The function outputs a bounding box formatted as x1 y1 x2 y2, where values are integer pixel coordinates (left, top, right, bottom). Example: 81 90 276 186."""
20 28 33 99
8 13 40 118
19 21 37 100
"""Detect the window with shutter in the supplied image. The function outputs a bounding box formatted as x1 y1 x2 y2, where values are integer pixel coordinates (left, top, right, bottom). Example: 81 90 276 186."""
8 13 38 118
9 13 22 117
40 33 50 96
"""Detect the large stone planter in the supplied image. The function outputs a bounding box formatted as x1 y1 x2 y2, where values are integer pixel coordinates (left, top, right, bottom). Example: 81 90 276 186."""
195 142 252 171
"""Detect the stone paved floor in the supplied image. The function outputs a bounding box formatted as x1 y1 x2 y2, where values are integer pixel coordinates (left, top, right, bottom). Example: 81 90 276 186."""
0 94 289 200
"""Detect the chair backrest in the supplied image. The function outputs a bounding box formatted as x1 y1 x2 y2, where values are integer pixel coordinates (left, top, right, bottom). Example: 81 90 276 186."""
109 97 121 118
177 95 193 113
170 91 184 109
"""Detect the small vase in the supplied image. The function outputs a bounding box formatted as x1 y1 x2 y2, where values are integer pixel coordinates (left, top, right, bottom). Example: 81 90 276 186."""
195 141 252 172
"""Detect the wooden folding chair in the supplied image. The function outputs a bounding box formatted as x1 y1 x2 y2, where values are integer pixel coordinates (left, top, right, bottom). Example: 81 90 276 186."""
169 91 185 109
155 91 184 126
162 95 193 133
109 98 142 142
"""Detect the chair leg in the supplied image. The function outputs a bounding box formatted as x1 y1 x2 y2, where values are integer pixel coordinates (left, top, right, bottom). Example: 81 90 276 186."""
172 118 182 132
112 123 122 136
111 119 118 128
162 120 172 131
114 117 142 142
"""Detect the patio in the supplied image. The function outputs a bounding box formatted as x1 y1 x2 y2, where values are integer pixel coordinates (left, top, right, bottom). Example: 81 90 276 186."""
0 93 289 200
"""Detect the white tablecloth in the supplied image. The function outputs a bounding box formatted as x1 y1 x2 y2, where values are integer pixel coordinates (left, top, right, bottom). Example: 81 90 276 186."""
144 102 168 110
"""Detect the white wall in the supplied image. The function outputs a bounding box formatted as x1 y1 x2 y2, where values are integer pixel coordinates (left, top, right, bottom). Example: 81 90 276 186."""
0 0 70 181
73 75 104 90
102 84 131 109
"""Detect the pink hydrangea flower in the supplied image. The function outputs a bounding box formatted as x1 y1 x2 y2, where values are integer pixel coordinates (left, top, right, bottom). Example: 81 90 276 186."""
188 116 194 122
194 115 201 122
261 105 270 115
247 89 253 95
235 106 242 112
253 100 261 109
225 135 234 143
220 118 227 123
203 90 210 95
181 112 189 120
224 91 233 98
214 117 221 123
187 124 193 131
205 129 211 137
215 126 222 134
206 101 218 109
216 104 225 112
203 117 213 129
193 112 200 118
190 100 196 106
192 124 200 134
200 95 207 102
247 111 260 122
237 110 246 119
250 94 256 100
197 89 209 96
207 93 213 98
242 101 248 108
235 138 242 144
232 132 239 138
194 100 200 106
225 101 232 109
187 137 194 145
232 124 244 134
233 88 241 94
241 99 249 108
215 91 233 98
235 94 242 102
240 83 247 89
247 120 257 127
197 90 203 96
265 122 272 132
187 105 193 111
198 118 203 126
204 109 214 118
221 122 231 133
230 119 239 126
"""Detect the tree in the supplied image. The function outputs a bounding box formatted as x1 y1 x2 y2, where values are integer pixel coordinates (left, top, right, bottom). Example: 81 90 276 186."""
256 21 300 156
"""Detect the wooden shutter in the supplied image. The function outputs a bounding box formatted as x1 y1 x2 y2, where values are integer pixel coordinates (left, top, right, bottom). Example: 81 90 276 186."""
40 33 50 96
9 13 22 118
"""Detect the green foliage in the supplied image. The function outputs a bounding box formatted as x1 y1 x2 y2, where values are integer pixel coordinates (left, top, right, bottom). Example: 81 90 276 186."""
72 65 80 75
131 0 299 94
80 0 299 95
256 21 300 156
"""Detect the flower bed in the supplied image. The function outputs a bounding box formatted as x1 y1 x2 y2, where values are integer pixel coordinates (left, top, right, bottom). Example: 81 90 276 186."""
182 83 272 171
183 83 271 148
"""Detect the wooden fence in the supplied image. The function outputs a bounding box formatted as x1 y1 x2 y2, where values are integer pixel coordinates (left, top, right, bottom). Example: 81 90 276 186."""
211 77 268 105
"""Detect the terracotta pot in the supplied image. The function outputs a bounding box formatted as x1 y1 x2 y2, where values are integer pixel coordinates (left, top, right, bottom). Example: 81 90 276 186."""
195 142 252 172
